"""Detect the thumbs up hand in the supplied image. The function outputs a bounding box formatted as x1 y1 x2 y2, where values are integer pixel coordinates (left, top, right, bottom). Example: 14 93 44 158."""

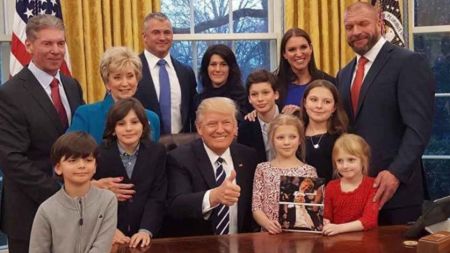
210 170 241 207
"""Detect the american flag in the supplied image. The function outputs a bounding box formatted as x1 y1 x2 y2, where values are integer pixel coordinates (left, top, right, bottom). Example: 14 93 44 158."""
372 0 405 47
10 0 71 77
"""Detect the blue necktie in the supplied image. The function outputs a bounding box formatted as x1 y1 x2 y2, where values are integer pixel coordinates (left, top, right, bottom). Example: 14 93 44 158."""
213 157 230 235
157 59 171 134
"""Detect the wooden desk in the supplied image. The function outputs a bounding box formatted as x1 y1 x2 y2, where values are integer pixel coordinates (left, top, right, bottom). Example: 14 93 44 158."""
111 226 416 253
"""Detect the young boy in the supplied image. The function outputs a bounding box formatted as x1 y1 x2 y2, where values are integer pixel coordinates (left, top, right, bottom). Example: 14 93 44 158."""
238 69 280 163
29 132 117 253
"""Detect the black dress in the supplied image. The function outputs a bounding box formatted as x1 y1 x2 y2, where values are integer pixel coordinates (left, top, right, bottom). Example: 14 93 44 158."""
305 132 340 184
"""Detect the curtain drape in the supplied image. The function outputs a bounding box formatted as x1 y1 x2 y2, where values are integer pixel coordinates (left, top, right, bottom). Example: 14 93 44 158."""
284 0 370 77
61 0 160 103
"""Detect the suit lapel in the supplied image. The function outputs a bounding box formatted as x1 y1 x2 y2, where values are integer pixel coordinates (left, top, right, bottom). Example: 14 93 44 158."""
130 141 152 182
60 75 81 114
340 60 357 121
192 139 216 189
252 120 266 160
20 68 65 133
230 143 246 231
172 57 188 127
139 54 161 116
355 43 393 118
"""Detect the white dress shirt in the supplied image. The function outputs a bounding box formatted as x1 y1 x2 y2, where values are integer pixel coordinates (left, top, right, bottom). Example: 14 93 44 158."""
351 36 387 87
201 144 238 234
144 50 183 133
28 61 72 124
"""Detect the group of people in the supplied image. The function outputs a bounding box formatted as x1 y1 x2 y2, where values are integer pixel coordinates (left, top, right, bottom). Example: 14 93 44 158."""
0 2 435 253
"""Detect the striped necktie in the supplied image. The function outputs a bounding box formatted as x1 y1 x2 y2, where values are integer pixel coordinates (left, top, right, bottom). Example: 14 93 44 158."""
213 157 230 235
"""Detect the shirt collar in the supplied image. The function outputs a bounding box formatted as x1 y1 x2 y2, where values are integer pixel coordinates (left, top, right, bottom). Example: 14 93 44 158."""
257 105 280 126
117 142 140 156
28 61 62 88
357 36 386 63
144 49 174 70
202 142 232 167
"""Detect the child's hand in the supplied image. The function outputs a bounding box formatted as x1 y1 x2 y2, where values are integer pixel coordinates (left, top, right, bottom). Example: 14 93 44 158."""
92 177 135 201
281 105 300 115
244 110 257 121
113 229 131 244
264 219 283 235
322 223 342 236
129 231 151 248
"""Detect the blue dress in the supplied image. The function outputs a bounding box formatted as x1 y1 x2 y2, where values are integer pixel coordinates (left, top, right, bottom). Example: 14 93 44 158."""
67 95 160 143
284 83 308 106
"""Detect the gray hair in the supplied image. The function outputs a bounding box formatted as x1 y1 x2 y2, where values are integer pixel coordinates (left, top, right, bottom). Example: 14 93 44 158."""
26 14 65 41
99 46 143 84
143 12 171 31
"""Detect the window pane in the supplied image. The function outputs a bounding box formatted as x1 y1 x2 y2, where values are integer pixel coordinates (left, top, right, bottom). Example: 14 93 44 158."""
1 42 10 84
194 0 230 33
170 40 273 86
161 0 191 34
163 0 269 34
414 33 450 93
414 0 450 26
423 159 450 199
232 0 268 33
425 97 450 155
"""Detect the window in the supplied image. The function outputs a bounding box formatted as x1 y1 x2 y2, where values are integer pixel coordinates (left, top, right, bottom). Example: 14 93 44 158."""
409 0 450 199
161 0 282 88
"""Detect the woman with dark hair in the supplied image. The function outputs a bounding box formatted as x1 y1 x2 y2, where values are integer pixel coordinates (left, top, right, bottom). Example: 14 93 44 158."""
300 79 348 183
196 44 248 118
276 28 335 114
95 97 167 247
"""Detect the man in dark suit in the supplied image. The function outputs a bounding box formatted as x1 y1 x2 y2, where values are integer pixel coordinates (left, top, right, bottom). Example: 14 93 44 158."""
0 15 84 252
164 97 258 236
134 12 197 134
336 3 435 225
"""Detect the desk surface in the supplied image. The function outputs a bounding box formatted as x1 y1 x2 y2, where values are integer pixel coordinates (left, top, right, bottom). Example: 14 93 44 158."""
111 226 417 253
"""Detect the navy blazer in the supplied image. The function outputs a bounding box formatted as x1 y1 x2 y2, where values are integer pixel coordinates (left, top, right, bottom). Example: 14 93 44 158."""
0 67 84 240
163 139 258 237
237 119 267 164
67 94 160 143
134 53 198 133
336 42 435 210
95 139 167 237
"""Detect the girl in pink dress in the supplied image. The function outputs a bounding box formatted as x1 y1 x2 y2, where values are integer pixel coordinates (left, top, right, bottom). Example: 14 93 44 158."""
252 114 317 234
323 133 379 236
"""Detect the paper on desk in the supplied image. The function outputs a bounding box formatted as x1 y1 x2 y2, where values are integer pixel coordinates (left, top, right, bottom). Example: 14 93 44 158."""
425 218 450 233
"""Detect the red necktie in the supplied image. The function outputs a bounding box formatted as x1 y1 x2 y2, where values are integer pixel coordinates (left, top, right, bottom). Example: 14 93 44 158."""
50 78 68 129
351 56 369 116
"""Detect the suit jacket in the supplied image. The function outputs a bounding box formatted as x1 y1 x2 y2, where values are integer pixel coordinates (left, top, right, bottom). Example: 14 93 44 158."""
95 139 167 237
237 119 267 164
0 67 84 240
336 42 435 209
163 139 258 237
67 94 160 143
134 53 198 133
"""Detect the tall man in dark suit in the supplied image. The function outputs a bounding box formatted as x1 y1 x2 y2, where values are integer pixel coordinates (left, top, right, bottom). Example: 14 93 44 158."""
336 2 435 225
0 15 84 252
165 97 258 236
134 12 197 134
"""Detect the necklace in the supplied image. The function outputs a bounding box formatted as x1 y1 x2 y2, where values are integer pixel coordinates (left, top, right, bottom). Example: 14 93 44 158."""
310 134 324 149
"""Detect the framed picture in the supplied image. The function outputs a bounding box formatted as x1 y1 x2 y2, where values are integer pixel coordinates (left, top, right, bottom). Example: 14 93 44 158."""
278 176 325 233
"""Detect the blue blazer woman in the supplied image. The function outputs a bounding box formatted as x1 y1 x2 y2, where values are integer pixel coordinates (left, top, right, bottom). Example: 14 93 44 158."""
68 94 160 143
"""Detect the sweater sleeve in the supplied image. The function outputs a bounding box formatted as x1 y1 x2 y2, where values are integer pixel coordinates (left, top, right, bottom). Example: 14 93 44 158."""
251 164 264 212
359 180 379 230
29 206 52 253
323 181 335 221
88 194 118 253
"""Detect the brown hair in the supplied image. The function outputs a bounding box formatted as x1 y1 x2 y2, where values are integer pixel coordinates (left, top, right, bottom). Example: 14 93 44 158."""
245 69 278 96
268 114 306 161
103 98 150 145
301 79 348 135
50 131 98 166
332 133 371 176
